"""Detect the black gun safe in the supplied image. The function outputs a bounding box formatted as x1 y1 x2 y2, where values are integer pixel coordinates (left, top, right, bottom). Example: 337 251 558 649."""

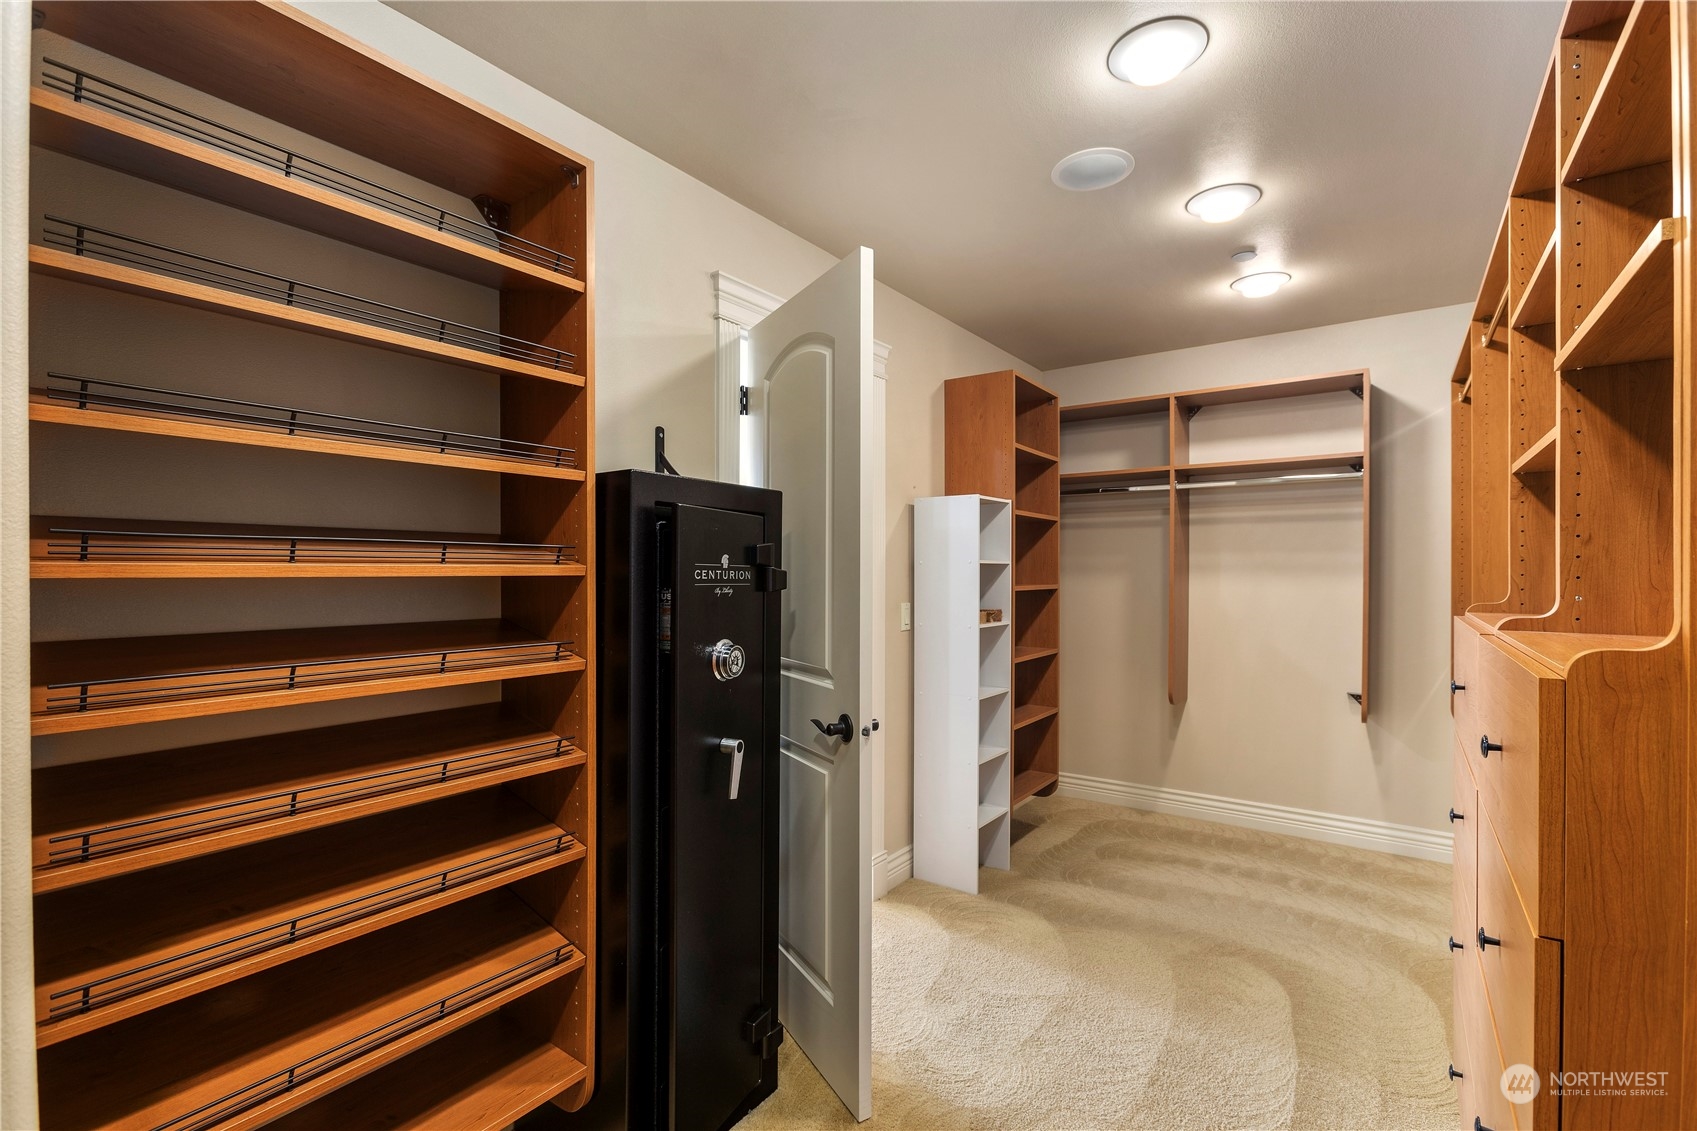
558 469 784 1131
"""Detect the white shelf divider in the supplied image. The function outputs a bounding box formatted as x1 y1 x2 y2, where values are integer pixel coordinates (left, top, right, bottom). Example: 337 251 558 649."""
914 494 1013 893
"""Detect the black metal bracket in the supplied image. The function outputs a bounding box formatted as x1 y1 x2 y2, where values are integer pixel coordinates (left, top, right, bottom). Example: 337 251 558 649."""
1351 384 1365 399
1350 461 1364 473
1347 691 1363 705
472 194 510 231
750 543 787 592
744 1006 785 1058
565 167 582 190
654 426 680 476
1187 405 1203 419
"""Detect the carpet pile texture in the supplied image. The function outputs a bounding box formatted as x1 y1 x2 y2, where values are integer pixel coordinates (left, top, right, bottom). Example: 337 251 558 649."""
739 795 1455 1130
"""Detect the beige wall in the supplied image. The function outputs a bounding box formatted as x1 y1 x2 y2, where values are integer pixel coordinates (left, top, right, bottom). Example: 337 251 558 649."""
2 6 36 1127
1046 304 1468 841
295 3 1038 862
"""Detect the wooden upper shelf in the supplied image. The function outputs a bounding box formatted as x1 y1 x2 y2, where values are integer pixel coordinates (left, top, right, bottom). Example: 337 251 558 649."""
30 245 584 387
36 1 588 202
1561 0 1672 183
1556 218 1678 369
30 87 584 293
31 703 581 890
30 516 584 579
1060 370 1366 422
34 790 582 1045
31 619 583 734
35 891 582 1131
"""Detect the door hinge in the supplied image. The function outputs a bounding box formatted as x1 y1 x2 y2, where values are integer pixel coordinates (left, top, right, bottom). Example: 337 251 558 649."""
750 543 788 592
744 1006 785 1058
739 385 750 416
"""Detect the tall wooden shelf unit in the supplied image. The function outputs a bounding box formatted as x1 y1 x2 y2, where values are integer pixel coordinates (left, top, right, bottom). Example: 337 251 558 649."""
1449 2 1697 1128
1056 371 1373 719
944 371 1061 805
24 3 597 1128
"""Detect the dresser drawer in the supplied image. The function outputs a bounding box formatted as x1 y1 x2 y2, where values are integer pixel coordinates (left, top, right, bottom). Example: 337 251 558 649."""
1469 636 1564 936
1452 744 1477 955
1477 809 1561 1131
1456 948 1515 1131
1452 617 1481 756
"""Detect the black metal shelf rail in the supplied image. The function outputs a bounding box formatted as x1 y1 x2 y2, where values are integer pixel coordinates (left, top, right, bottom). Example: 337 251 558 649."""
43 733 578 868
46 831 583 1021
39 373 578 469
44 524 576 566
41 217 577 373
41 60 578 278
153 940 581 1131
41 638 577 716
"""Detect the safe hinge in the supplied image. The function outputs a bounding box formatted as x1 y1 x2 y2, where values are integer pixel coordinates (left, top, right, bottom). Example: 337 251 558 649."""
739 385 750 415
743 1007 785 1058
750 543 788 591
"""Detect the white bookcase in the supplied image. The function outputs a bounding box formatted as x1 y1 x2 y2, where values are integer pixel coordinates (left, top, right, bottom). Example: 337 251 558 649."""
914 494 1013 894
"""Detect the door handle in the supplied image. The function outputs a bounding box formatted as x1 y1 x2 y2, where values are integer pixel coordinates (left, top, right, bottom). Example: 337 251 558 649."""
1477 926 1501 949
1480 734 1502 758
811 713 854 741
1449 808 1464 823
720 738 745 800
1448 1064 1464 1081
1451 681 1466 694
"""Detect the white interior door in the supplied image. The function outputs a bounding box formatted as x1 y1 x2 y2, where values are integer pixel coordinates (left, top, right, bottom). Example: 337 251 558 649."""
745 248 876 1121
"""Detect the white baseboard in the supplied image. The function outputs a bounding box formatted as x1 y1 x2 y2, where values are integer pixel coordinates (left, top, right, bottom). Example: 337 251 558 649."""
1054 772 1453 863
873 844 914 898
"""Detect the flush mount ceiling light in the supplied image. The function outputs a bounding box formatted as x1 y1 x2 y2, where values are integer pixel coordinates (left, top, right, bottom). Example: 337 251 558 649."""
1107 17 1209 86
1230 271 1291 298
1051 147 1135 191
1186 183 1262 223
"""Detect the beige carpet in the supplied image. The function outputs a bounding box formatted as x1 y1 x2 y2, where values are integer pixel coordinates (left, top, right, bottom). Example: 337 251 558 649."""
738 796 1455 1131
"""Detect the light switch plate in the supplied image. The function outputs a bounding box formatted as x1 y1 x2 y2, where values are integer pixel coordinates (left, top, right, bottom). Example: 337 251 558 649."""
900 602 912 631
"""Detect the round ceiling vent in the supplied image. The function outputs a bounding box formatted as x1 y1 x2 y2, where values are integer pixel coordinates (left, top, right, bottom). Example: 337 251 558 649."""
1051 148 1135 191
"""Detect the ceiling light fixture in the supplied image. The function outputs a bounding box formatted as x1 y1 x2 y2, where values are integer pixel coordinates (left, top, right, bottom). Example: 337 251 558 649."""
1051 147 1135 191
1186 183 1262 223
1107 17 1209 86
1230 271 1291 298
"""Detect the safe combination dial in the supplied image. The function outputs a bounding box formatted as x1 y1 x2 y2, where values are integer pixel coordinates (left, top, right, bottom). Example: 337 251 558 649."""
710 638 747 682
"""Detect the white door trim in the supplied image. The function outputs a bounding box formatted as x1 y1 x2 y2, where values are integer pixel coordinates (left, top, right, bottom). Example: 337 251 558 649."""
711 270 889 476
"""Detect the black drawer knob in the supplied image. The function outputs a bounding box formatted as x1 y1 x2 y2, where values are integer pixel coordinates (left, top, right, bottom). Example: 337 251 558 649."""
1476 1119 1494 1131
1451 681 1466 694
1480 734 1503 758
1449 936 1464 952
1449 1064 1464 1081
1449 808 1464 823
1477 926 1502 949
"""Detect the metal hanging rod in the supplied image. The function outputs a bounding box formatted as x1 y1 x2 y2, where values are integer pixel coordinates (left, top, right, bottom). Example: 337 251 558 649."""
1063 469 1364 497
40 60 578 277
38 373 578 469
43 734 577 867
41 217 577 372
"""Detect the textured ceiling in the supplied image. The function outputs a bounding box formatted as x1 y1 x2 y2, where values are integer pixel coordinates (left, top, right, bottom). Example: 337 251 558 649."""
390 1 1561 369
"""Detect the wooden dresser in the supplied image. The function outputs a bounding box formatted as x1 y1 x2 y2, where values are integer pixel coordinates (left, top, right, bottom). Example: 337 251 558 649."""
1448 3 1697 1127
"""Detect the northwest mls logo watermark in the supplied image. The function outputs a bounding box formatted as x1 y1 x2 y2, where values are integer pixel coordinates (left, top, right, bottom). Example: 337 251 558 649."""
1501 1062 1669 1102
1500 1064 1540 1104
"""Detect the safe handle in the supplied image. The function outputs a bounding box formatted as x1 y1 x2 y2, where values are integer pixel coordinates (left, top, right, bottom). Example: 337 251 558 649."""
720 738 745 800
811 713 854 741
